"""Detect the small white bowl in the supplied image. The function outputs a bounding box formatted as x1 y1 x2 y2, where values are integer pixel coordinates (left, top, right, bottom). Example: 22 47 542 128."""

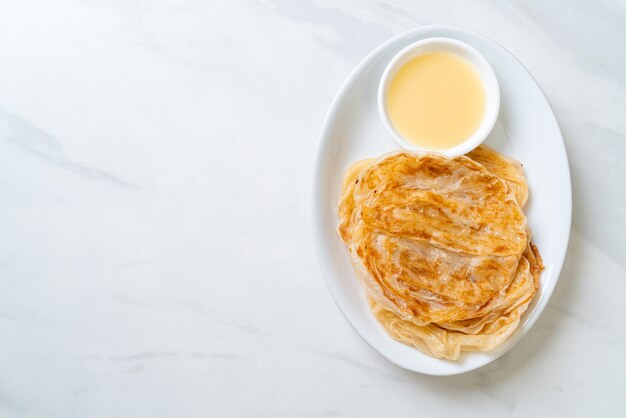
378 37 500 157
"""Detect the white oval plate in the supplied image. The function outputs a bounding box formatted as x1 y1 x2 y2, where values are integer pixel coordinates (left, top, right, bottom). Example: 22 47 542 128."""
313 25 572 376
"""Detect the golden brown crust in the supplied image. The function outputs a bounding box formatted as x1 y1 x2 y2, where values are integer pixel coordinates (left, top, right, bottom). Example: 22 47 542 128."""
368 243 542 360
467 145 529 208
338 146 543 360
346 152 528 256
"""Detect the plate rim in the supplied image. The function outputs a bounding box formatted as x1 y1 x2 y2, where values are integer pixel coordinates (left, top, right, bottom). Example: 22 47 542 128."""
312 25 572 376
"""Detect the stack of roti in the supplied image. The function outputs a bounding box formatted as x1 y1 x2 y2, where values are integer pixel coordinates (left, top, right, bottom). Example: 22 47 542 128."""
338 145 542 360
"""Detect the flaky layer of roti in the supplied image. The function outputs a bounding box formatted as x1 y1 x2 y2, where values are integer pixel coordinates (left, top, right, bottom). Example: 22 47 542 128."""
369 244 542 360
340 151 528 256
337 145 543 360
467 145 529 207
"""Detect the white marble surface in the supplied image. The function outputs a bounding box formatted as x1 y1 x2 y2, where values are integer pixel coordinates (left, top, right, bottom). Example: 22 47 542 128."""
0 0 624 416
